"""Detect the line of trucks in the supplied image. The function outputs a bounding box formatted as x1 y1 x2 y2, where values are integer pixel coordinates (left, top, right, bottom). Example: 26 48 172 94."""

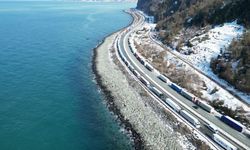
128 39 216 114
169 82 215 113
149 85 201 128
128 38 154 72
117 37 242 150
118 40 202 129
168 82 246 133
147 82 238 150
157 72 247 135
127 36 247 133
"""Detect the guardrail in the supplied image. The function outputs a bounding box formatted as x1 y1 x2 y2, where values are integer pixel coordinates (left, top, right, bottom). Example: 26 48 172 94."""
119 10 249 150
147 20 249 150
115 12 222 150
115 36 221 150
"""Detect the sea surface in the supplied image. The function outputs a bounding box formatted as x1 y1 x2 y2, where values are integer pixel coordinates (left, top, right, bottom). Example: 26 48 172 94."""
0 1 134 150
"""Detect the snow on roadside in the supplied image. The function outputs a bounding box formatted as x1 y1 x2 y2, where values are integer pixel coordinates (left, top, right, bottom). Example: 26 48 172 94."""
172 22 250 108
169 45 249 111
136 22 250 112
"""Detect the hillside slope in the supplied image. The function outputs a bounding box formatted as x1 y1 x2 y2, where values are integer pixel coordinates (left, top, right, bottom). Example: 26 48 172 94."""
137 0 249 40
136 0 250 94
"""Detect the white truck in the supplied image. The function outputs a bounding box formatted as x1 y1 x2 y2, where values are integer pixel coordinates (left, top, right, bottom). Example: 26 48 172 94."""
180 110 200 128
150 86 164 99
212 134 237 150
205 123 219 133
157 74 169 83
128 64 134 72
133 70 140 78
139 76 150 87
165 98 181 112
197 100 214 113
144 62 154 71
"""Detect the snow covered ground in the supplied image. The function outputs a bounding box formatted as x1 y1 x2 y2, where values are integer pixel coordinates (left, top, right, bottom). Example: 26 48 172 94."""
133 22 250 112
169 45 250 111
179 22 243 65
174 22 250 105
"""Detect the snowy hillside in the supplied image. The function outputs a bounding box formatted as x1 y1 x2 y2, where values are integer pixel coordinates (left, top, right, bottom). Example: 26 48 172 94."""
173 22 250 104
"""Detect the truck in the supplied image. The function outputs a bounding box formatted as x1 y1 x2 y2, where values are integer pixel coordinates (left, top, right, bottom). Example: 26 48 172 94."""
118 49 121 57
212 134 237 150
196 100 214 113
157 74 168 83
136 55 143 63
139 57 145 65
133 70 140 78
128 65 134 72
205 123 219 133
165 98 181 112
150 86 164 99
116 39 120 50
117 43 121 55
131 47 136 54
124 59 129 66
129 43 136 54
181 90 195 101
220 115 246 132
134 52 139 59
128 43 132 49
137 55 145 65
139 76 150 87
144 62 154 71
180 110 200 128
120 53 125 61
169 83 182 93
126 61 130 67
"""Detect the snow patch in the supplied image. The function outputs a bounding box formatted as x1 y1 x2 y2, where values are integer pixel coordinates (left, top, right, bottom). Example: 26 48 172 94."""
174 22 250 107
146 21 250 111
179 21 244 71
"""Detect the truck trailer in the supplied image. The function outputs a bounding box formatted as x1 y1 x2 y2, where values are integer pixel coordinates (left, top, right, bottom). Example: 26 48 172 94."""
181 90 195 101
196 100 214 113
169 83 182 93
212 134 237 150
128 65 134 72
139 76 150 87
180 110 200 128
150 86 164 99
133 70 140 78
165 98 181 112
130 45 136 54
139 57 145 65
157 74 168 83
144 62 154 71
220 115 245 132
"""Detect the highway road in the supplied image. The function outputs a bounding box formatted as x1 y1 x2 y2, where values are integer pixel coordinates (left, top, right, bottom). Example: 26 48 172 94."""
116 9 250 150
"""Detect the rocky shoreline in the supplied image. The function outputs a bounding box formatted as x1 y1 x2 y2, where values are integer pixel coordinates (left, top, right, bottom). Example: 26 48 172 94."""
89 8 227 149
90 7 207 149
91 33 144 149
91 30 198 149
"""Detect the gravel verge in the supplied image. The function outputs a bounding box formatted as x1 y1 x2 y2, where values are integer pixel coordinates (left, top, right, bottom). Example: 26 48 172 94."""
92 31 198 149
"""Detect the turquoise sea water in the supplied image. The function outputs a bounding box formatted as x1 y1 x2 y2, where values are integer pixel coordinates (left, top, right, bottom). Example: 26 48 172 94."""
0 1 134 150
